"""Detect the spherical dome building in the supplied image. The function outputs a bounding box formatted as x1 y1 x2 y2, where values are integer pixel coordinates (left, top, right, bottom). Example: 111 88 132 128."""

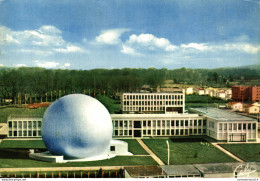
41 94 113 159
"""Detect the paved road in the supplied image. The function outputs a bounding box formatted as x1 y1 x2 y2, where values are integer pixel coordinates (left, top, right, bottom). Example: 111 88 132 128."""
136 139 165 165
211 143 244 163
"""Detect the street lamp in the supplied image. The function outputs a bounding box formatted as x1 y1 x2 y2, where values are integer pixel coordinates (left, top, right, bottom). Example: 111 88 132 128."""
166 140 170 165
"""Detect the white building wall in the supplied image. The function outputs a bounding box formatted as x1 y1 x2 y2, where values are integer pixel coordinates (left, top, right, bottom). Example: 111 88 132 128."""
121 93 185 114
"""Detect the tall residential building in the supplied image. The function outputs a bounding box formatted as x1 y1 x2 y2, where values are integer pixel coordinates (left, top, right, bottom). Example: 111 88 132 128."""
232 86 260 102
121 93 185 114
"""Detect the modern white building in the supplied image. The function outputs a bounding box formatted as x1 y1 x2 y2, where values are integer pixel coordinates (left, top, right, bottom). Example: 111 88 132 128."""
111 114 206 138
7 115 42 138
121 92 185 114
189 107 258 142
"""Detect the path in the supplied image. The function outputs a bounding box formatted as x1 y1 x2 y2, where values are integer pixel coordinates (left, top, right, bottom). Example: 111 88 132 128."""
0 166 124 172
211 142 244 163
136 139 165 165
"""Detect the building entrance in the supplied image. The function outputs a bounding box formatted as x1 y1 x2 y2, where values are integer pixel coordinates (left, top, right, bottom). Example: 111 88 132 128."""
134 130 141 137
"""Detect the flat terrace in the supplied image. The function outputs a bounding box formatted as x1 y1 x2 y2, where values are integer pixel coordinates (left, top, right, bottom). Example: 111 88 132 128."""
189 108 257 122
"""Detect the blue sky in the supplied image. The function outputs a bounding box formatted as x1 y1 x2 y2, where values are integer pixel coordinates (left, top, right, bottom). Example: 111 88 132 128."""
0 0 259 70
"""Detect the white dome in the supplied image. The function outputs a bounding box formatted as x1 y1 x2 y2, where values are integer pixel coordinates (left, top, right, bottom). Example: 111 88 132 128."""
42 94 113 159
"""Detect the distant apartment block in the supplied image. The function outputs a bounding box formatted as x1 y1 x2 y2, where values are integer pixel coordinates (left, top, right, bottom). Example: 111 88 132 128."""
121 93 185 114
232 86 260 102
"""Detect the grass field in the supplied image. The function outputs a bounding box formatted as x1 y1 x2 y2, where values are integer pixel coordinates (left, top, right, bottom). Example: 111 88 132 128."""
0 149 157 168
219 144 260 162
0 140 46 149
0 107 47 123
143 138 236 165
119 139 148 155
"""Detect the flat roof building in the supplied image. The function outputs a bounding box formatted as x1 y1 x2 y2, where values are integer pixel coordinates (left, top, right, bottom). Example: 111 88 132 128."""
232 86 260 102
189 107 258 142
111 113 205 138
121 92 185 114
160 165 202 178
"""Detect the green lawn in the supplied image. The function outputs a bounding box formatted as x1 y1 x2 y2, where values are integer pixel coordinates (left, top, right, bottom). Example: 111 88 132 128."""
0 149 156 168
0 140 46 149
119 139 148 155
0 107 47 123
143 138 236 165
219 144 260 162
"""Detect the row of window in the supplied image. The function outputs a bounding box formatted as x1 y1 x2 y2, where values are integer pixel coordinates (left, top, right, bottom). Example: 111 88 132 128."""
219 123 256 131
8 130 41 137
123 101 183 106
113 128 206 136
123 107 166 111
123 94 183 100
8 121 41 129
113 120 206 128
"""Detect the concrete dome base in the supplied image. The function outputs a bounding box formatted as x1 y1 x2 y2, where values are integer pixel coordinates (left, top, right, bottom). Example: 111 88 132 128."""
29 139 132 163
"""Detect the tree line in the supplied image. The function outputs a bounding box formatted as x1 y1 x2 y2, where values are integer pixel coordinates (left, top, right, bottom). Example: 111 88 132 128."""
0 66 259 105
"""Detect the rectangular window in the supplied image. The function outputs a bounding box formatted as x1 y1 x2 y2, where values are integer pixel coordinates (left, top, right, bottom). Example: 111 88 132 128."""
143 130 146 135
13 131 17 136
124 130 128 135
180 129 183 135
194 129 197 134
176 120 179 126
162 121 165 127
120 121 123 127
180 120 184 126
243 123 246 130
171 130 174 135
124 121 127 127
253 123 256 130
23 131 27 136
224 123 227 130
18 131 22 136
148 130 151 135
18 122 22 129
248 124 251 130
9 131 12 137
38 121 41 128
198 120 201 126
219 123 223 130
198 129 201 134
171 121 174 126
115 130 118 136
233 123 237 130
238 123 242 130
28 121 32 129
189 129 192 134
176 129 179 135
115 121 118 128
33 121 37 128
8 122 12 128
194 120 197 126
167 130 170 135
129 130 132 135
157 120 161 127
185 120 188 126
148 121 151 126
13 121 17 128
153 121 156 127
203 120 206 126
110 146 115 151
33 131 37 136
167 120 170 127
229 123 232 130
190 120 192 126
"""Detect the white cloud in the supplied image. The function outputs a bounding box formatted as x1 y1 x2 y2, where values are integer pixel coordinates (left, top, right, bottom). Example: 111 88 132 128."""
220 43 260 54
181 43 210 51
55 45 83 53
33 61 59 68
60 63 71 69
95 29 128 45
15 64 27 67
125 33 177 52
121 45 136 55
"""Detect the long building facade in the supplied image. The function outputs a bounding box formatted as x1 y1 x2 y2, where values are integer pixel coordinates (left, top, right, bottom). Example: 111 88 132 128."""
121 92 185 114
111 114 205 138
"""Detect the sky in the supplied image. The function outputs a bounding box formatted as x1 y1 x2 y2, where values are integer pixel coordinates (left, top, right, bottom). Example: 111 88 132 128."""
0 0 259 70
